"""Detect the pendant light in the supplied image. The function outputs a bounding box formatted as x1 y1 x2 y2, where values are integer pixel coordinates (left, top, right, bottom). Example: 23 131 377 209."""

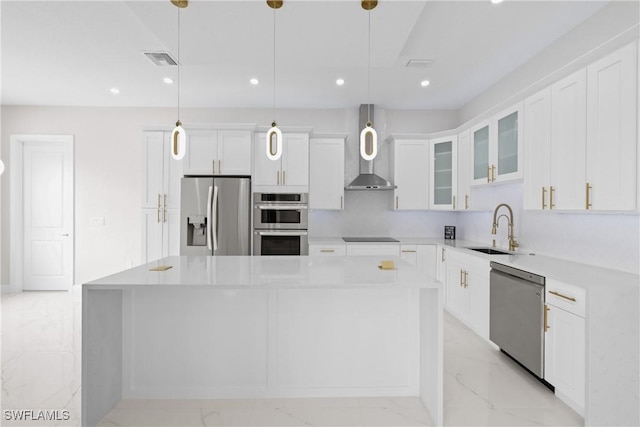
360 0 378 161
171 0 187 161
266 0 283 161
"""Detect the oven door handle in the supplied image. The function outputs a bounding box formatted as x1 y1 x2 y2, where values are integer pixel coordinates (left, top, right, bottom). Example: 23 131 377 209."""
256 205 308 210
255 231 308 236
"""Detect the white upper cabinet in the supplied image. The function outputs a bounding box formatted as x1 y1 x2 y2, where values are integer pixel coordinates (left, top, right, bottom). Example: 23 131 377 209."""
457 130 471 210
586 42 638 211
254 132 309 191
183 129 252 176
524 88 552 210
471 103 523 185
551 69 588 210
142 131 182 210
217 130 253 175
429 135 458 210
391 137 430 210
524 42 638 212
471 121 491 185
309 137 345 210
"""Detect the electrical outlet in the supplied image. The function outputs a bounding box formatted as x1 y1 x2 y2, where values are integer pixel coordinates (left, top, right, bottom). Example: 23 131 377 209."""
89 217 105 226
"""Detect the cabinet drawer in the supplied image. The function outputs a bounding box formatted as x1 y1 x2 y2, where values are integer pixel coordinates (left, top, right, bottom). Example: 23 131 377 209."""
309 245 346 256
546 279 586 318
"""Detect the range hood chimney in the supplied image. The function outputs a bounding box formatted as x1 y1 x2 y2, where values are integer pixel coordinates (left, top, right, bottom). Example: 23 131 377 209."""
345 105 395 191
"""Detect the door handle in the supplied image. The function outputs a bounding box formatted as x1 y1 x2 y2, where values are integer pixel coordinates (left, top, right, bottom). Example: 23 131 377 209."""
212 185 219 251
544 305 550 332
206 186 213 251
548 290 576 302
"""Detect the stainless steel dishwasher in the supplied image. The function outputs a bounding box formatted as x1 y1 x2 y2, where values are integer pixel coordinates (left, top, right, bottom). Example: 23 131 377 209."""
489 261 546 378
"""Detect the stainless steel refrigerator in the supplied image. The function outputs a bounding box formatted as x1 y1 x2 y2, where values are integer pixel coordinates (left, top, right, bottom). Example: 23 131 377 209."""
180 177 251 256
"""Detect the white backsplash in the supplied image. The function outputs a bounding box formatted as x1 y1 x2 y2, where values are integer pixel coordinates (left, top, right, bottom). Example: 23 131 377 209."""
309 191 454 238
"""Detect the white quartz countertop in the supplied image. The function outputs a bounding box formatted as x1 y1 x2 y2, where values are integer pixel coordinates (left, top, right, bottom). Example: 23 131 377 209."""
309 237 639 290
84 256 441 290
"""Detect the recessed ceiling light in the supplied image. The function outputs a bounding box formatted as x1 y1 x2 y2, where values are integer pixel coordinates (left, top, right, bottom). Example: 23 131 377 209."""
420 80 430 87
491 0 504 4
250 78 259 85
109 87 120 95
336 78 345 86
163 77 174 85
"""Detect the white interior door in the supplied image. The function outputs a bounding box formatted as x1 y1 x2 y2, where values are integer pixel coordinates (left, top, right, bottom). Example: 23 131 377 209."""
22 140 74 290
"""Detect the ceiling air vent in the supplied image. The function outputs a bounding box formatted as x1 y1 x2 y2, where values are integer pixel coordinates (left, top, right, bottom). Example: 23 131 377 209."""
143 51 178 66
406 59 434 68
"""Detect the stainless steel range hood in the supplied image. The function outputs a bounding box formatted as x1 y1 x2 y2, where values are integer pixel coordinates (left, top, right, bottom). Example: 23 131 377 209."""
345 105 395 191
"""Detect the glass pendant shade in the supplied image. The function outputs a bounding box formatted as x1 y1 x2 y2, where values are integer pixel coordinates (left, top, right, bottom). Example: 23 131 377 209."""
171 121 186 160
266 122 283 161
359 122 378 161
0 159 4 176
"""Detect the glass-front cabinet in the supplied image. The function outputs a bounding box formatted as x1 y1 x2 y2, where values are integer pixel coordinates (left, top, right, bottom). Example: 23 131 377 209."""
471 102 523 185
430 135 458 210
471 124 490 185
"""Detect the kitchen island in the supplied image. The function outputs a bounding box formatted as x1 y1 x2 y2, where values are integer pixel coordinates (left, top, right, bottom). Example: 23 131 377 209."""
82 256 443 427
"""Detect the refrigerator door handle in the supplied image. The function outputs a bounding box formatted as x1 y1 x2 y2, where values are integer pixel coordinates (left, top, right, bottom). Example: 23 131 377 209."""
212 185 219 251
206 186 213 251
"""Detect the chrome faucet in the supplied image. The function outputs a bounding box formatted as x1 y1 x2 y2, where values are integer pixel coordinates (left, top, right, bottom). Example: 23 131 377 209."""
492 203 519 251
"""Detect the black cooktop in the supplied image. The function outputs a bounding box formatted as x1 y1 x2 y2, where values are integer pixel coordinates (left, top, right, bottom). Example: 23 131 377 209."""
342 237 399 243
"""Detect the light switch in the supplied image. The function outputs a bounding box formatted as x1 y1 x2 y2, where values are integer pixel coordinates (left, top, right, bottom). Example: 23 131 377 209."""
89 217 105 226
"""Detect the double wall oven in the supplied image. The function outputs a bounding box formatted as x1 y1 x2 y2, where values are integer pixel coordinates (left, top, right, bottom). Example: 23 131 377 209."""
253 193 308 256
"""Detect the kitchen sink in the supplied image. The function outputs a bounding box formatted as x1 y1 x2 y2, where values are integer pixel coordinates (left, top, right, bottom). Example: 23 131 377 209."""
466 247 512 255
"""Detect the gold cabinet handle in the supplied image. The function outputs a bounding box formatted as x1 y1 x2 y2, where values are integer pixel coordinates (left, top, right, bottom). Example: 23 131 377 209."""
549 186 555 209
487 166 491 183
441 248 445 262
401 250 417 253
586 182 592 210
544 305 550 332
157 194 161 223
465 194 469 210
491 165 496 182
542 187 547 210
460 269 464 287
464 270 468 288
164 194 167 209
283 170 286 186
320 249 335 253
213 160 216 174
453 195 456 210
340 196 343 210
396 196 399 209
219 159 221 174
277 170 280 185
549 290 576 302
163 209 167 223
157 208 161 223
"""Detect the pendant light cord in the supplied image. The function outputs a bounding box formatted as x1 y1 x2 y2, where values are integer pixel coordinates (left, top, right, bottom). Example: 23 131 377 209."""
272 5 276 124
177 6 181 122
367 9 371 124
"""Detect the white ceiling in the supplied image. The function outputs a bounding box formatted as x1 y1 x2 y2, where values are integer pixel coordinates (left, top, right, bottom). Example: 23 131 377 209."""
1 0 610 110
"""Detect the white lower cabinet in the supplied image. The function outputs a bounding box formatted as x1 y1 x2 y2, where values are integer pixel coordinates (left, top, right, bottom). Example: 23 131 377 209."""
544 279 586 415
141 208 180 263
346 244 400 257
443 249 490 340
308 243 346 256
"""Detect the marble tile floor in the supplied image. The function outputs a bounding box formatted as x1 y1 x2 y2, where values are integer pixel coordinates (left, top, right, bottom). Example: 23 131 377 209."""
1 287 583 426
